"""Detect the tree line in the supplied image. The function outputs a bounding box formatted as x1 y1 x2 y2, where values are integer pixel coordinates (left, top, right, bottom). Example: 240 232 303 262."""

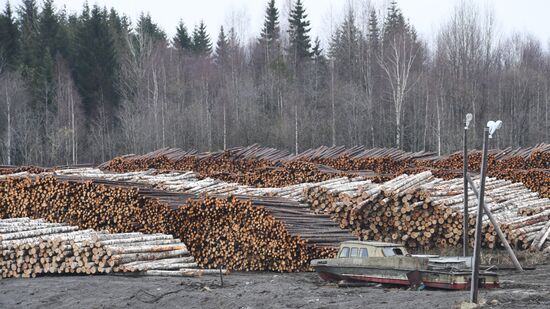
0 0 548 166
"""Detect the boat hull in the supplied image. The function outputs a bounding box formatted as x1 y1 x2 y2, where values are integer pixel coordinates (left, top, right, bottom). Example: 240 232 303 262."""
314 265 413 286
314 265 499 290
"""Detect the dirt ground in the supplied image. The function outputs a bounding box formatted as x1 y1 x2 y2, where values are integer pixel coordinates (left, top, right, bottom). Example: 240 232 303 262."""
1 264 549 309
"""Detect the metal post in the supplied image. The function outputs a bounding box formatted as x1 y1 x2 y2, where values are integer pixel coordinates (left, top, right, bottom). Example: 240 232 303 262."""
219 265 224 288
470 128 489 304
463 124 469 257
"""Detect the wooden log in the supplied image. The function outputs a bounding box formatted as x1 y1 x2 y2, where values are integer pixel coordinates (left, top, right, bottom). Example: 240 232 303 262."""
106 244 187 255
110 249 189 265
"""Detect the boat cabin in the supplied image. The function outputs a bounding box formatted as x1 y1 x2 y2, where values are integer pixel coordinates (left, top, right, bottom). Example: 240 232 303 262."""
337 241 409 259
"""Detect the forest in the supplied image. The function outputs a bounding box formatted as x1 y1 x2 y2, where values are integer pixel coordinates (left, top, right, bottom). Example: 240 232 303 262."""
0 0 548 166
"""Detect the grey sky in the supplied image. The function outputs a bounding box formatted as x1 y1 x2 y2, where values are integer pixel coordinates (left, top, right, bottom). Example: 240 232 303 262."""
6 0 550 46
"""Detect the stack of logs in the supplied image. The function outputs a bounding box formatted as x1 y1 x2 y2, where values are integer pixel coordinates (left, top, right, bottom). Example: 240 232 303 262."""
0 176 177 235
49 168 343 201
0 166 50 175
102 154 335 188
0 218 211 279
98 144 549 197
30 168 550 254
0 176 337 272
175 196 335 271
414 144 549 197
303 171 550 252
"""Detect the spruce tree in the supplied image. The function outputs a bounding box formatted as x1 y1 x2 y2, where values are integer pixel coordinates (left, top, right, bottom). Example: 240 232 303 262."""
191 21 212 56
108 8 131 54
39 0 60 55
0 2 19 69
312 37 323 61
260 0 279 44
214 26 228 66
73 4 119 117
37 0 61 115
173 20 192 51
136 13 166 44
329 9 360 81
382 0 407 44
287 0 312 63
367 10 379 52
366 9 381 86
18 0 40 78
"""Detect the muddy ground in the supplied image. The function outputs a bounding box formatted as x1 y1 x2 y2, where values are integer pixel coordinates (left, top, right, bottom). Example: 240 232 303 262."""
0 264 549 309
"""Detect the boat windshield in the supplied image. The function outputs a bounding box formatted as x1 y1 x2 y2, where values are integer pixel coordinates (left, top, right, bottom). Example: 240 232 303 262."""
382 247 405 256
339 247 350 258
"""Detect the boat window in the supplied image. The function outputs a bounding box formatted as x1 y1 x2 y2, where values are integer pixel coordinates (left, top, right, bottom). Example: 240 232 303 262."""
360 248 368 257
383 247 405 256
339 247 350 258
350 247 359 257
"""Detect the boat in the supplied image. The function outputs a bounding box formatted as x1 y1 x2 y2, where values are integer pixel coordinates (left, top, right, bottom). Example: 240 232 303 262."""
310 241 499 290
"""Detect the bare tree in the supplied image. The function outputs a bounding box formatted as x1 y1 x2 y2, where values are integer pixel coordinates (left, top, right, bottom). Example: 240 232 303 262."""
51 56 83 165
379 33 419 149
3 73 12 165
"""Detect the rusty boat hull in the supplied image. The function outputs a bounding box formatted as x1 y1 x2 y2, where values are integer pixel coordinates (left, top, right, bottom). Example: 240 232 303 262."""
312 259 499 290
311 241 499 290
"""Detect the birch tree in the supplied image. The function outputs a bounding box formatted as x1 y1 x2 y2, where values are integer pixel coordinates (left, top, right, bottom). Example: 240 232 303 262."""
379 5 419 149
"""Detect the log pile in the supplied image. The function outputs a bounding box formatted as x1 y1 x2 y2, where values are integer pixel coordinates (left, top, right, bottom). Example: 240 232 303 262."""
489 169 549 198
303 171 550 252
98 144 549 197
175 196 336 271
291 145 438 161
0 218 205 279
420 143 550 170
0 176 177 235
415 144 549 197
1 143 547 272
0 165 50 175
49 168 342 202
0 176 345 272
43 166 550 252
102 154 335 188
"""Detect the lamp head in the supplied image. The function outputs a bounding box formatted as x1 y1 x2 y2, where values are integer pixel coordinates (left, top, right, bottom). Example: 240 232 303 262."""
465 113 473 129
487 120 502 138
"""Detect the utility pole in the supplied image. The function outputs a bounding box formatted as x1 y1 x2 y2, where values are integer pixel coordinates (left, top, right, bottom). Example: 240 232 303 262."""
470 127 488 304
470 120 502 304
463 113 472 256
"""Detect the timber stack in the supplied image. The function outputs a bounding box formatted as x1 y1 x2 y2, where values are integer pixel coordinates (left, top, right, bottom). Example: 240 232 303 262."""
98 144 549 197
303 171 550 252
0 165 50 176
415 143 550 197
0 176 176 235
50 168 346 201
101 151 331 187
0 218 207 279
0 176 346 272
175 196 337 271
47 166 549 253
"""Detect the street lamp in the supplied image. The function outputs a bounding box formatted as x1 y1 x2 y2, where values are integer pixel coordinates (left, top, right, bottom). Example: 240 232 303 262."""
462 113 473 257
470 120 502 304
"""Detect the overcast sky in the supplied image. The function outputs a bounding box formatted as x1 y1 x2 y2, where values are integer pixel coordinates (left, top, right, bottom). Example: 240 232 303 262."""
6 0 550 46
